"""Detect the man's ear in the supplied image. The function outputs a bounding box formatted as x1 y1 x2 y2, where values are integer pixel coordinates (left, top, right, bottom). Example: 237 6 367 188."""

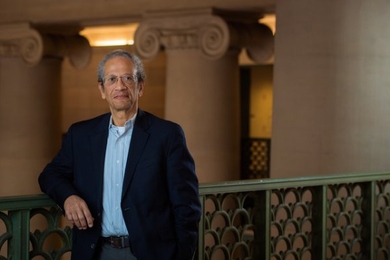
138 82 144 97
98 83 106 99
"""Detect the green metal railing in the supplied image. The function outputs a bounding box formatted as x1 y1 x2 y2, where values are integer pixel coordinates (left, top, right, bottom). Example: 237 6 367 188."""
1 172 390 259
0 195 71 260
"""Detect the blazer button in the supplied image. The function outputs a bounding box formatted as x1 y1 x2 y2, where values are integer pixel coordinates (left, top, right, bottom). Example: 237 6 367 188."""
90 243 95 249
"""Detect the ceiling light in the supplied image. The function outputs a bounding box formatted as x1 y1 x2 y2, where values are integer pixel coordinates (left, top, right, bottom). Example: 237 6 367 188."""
80 23 138 47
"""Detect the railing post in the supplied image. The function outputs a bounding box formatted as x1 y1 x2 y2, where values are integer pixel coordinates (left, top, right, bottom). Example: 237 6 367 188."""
360 181 375 260
253 190 271 259
311 185 327 259
8 209 30 260
197 195 205 260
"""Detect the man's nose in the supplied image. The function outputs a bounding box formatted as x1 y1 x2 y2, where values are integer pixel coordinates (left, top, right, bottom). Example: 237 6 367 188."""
115 79 127 89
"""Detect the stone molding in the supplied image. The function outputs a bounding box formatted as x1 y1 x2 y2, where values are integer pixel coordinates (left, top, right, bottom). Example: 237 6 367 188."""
0 23 91 68
134 8 274 62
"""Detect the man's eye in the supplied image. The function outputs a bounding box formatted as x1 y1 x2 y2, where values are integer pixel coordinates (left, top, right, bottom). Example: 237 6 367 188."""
123 76 132 82
108 77 117 83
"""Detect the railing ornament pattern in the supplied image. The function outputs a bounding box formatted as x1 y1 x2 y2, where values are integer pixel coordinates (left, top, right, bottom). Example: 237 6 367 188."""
203 192 256 259
197 172 390 260
0 195 71 260
29 207 72 259
375 180 390 260
270 187 313 260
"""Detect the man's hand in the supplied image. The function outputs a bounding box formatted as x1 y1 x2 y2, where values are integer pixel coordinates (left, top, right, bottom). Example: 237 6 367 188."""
64 195 94 230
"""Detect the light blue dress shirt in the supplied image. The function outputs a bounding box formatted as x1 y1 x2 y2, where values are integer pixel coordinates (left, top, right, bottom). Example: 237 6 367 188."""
101 114 136 237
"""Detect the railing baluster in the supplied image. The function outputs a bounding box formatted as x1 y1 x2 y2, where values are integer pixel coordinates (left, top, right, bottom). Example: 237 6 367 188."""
8 209 30 260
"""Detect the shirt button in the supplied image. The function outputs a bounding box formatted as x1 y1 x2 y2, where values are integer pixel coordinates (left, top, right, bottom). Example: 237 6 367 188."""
116 160 120 163
90 243 95 249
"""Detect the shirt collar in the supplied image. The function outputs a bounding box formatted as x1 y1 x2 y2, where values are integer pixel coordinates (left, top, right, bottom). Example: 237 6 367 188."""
109 113 137 131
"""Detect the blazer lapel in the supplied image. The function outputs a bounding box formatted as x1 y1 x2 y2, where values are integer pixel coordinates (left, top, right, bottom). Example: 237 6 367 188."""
122 109 150 198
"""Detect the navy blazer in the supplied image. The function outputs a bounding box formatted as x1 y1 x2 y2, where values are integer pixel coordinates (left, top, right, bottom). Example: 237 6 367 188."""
39 109 201 260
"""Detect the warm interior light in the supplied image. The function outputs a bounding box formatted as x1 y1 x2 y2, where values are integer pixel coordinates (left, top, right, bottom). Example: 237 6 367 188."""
259 14 276 34
80 24 138 47
93 39 134 47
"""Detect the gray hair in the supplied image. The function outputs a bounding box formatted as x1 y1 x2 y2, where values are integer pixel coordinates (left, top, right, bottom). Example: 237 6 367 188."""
97 49 146 84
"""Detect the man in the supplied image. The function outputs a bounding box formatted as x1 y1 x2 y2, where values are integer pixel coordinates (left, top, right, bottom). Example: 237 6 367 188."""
38 49 202 259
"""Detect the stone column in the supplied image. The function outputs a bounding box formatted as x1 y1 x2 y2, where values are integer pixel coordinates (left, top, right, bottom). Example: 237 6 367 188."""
272 1 390 178
134 8 273 182
0 23 91 195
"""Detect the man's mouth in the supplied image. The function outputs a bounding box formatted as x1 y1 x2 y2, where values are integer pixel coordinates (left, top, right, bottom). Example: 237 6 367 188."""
114 93 129 99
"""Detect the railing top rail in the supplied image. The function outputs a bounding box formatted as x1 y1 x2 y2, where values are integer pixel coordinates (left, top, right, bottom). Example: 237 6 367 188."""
1 172 390 208
0 194 56 211
199 171 390 194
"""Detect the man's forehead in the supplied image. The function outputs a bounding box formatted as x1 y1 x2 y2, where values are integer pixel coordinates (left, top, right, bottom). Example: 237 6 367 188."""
104 57 135 73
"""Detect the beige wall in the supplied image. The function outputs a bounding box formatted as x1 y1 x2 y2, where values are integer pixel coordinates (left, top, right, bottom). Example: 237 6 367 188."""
0 57 62 196
271 0 390 178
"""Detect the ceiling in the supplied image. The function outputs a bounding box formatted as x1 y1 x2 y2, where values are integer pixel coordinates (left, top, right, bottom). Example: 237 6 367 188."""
0 0 275 27
0 0 276 65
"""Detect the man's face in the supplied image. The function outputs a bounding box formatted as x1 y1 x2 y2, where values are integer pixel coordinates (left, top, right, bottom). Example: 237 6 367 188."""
98 56 144 116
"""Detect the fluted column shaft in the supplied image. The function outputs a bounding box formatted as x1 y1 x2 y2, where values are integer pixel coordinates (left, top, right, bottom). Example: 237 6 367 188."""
165 49 241 182
0 23 91 195
134 8 273 182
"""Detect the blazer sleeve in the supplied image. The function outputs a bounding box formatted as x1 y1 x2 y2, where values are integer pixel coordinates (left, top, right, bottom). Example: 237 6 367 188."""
38 125 80 210
165 124 202 259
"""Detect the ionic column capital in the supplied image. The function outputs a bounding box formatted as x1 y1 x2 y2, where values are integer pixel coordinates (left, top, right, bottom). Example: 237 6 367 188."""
0 23 91 68
134 8 274 62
